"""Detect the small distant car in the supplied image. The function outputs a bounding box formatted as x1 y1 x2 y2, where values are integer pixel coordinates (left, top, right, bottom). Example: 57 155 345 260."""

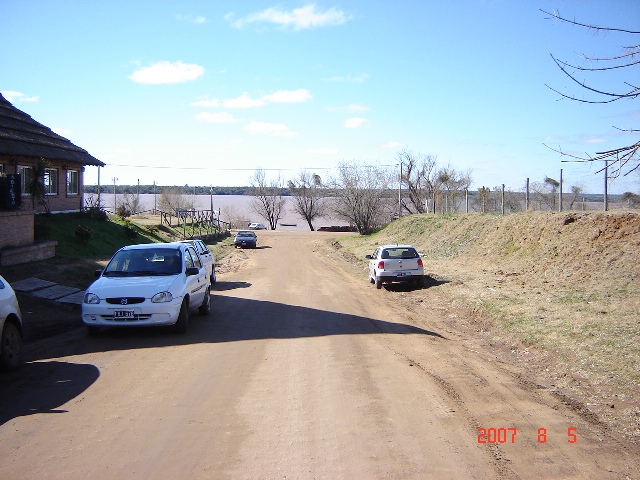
248 223 267 230
82 242 211 334
180 239 216 284
0 274 22 370
234 230 257 248
366 245 424 289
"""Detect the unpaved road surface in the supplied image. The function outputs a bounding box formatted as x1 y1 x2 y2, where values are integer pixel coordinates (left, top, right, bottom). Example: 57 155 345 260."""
1 231 638 479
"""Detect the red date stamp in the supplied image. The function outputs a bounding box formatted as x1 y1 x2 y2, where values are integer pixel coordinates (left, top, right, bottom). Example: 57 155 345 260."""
477 427 577 444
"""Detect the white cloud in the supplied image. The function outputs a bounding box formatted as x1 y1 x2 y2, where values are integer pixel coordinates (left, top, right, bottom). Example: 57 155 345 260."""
51 127 72 136
584 137 607 144
224 93 265 109
228 4 350 31
192 89 312 110
324 73 370 83
130 61 204 85
262 89 312 103
381 141 403 149
344 117 370 129
246 121 297 137
2 91 39 103
195 112 236 123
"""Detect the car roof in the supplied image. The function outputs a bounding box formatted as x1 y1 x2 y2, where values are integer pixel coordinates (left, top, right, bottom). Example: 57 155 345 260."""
379 244 417 249
118 242 184 251
236 230 255 234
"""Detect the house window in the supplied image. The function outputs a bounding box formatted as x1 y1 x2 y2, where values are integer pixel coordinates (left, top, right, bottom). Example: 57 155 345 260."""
67 169 79 195
44 168 58 195
17 165 33 196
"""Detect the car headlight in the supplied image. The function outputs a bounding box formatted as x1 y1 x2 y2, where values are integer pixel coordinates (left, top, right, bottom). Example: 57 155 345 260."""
151 291 173 303
84 293 100 304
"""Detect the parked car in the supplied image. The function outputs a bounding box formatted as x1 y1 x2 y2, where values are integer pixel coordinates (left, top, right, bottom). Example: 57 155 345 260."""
248 223 267 230
234 230 257 249
365 245 424 289
82 242 211 334
180 239 216 284
0 274 22 370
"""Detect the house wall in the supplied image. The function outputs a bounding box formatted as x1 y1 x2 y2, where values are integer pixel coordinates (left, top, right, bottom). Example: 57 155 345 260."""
0 154 85 213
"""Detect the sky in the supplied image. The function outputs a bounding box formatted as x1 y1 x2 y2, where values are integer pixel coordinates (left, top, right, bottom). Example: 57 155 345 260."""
2 0 639 194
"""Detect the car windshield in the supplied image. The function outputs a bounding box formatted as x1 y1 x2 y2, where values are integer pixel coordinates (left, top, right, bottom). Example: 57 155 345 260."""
382 248 419 259
236 231 255 238
103 248 182 276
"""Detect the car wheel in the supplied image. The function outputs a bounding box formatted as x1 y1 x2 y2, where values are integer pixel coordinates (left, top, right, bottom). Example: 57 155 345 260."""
369 276 374 284
87 325 100 336
375 277 382 289
174 299 189 333
0 321 22 371
199 288 211 316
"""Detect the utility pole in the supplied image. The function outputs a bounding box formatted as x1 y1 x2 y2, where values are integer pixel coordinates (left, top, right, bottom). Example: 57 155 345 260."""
604 160 609 211
398 162 402 218
112 177 118 213
559 169 563 212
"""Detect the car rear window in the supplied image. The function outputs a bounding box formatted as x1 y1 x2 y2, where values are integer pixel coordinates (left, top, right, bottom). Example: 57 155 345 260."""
382 248 419 259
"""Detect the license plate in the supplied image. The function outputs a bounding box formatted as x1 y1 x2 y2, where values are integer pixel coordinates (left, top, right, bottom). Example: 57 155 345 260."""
114 310 135 318
396 272 408 277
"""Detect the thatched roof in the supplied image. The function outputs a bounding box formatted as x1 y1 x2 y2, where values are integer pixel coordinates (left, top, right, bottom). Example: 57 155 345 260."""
0 93 105 167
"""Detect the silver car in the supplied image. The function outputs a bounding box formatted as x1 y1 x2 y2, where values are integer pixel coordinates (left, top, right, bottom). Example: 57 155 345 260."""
366 245 424 289
0 274 23 370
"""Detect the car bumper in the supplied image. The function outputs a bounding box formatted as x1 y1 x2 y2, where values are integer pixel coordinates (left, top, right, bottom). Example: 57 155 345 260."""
377 271 423 282
235 241 256 248
82 299 183 327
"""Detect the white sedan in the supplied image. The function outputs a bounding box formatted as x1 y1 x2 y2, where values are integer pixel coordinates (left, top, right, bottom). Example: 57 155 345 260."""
82 242 211 334
0 274 22 370
366 244 424 289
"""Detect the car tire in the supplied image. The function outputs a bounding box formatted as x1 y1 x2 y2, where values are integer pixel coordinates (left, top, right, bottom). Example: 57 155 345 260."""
199 288 211 316
0 321 22 371
375 277 382 289
87 325 100 336
369 276 374 284
174 299 189 333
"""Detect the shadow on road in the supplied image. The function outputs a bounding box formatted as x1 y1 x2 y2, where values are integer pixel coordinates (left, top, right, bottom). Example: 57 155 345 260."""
211 281 252 291
0 361 100 426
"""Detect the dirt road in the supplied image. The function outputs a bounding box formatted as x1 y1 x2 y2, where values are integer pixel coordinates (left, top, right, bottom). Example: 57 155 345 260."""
1 231 638 479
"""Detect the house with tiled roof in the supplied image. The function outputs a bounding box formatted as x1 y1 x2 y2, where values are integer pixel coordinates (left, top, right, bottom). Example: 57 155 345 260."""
0 92 105 265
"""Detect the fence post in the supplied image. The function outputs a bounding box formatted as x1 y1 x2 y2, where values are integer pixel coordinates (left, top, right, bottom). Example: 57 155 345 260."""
525 178 529 211
501 184 505 215
559 169 563 212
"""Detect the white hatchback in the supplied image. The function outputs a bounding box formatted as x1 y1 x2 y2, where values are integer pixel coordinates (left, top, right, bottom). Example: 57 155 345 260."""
366 245 424 289
0 274 23 370
82 242 210 334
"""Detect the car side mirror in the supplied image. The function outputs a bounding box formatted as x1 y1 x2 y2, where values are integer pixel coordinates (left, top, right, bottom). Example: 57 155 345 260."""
185 267 199 276
94 269 103 278
365 255 372 259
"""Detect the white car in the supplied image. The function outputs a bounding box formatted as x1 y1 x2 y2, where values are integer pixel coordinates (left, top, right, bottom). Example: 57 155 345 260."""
82 242 211 334
366 245 424 289
248 223 267 230
180 239 216 284
0 274 23 370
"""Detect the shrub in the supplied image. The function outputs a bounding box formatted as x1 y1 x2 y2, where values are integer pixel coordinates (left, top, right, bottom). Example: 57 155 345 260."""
123 222 138 239
75 225 94 243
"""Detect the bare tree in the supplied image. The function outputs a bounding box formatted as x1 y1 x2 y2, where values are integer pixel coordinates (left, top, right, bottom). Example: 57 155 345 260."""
250 169 285 230
287 171 326 231
531 176 560 211
543 9 640 177
331 162 391 235
568 185 584 210
436 165 472 214
397 149 438 214
158 186 195 214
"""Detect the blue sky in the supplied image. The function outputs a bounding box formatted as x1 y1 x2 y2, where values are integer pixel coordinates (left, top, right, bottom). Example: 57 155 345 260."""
2 0 638 194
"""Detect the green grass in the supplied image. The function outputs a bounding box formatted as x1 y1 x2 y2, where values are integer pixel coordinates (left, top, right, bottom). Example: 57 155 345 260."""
35 213 162 258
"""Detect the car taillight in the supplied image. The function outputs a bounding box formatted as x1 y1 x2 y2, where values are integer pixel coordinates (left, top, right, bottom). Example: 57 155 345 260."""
417 258 423 267
377 261 385 269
